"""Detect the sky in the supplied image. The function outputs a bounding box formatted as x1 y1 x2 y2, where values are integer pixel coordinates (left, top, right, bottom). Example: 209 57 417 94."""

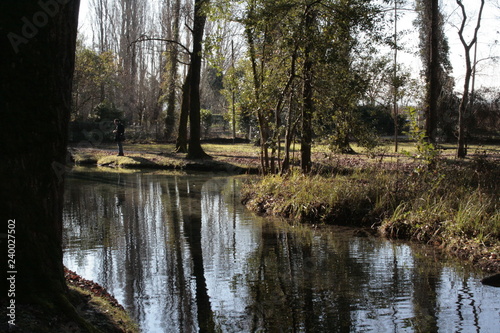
439 0 499 91
77 0 500 92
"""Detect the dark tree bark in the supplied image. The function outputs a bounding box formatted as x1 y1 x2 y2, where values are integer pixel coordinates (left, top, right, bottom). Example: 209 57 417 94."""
416 0 453 144
0 0 78 301
301 59 313 173
424 0 439 143
187 0 210 159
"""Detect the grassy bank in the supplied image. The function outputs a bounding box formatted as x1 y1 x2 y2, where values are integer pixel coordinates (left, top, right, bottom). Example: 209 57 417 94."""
241 156 500 272
69 142 261 173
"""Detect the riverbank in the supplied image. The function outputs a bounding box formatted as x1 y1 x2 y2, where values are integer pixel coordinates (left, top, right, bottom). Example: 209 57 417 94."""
68 142 500 273
68 142 261 174
1 268 139 332
241 156 500 273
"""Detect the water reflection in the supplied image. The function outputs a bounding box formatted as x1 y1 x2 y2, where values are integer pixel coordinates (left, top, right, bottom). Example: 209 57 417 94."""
63 169 500 332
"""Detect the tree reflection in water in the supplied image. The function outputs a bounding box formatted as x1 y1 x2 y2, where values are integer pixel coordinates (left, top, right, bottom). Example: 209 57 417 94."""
63 169 500 332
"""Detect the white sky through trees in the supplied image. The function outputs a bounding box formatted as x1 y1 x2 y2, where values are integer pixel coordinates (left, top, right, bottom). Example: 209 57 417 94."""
77 0 500 92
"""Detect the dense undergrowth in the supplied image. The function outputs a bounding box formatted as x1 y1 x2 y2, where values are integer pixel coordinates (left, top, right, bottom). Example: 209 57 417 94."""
241 155 500 271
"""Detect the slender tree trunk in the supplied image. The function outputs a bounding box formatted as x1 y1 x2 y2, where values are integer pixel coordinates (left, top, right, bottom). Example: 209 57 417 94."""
301 8 315 174
164 0 181 141
456 0 485 158
457 73 471 158
275 47 298 174
245 19 270 174
393 1 399 152
176 67 191 153
282 93 299 174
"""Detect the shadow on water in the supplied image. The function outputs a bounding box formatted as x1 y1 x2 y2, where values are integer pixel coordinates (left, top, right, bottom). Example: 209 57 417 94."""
63 169 500 332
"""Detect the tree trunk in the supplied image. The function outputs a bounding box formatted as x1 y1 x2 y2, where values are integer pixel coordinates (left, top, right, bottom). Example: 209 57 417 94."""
164 0 181 141
187 0 210 159
456 0 485 158
424 0 439 143
301 8 315 174
0 4 100 331
245 4 270 174
176 67 191 153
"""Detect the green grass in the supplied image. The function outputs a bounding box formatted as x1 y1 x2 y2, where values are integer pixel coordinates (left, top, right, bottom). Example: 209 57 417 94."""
242 168 397 225
68 285 139 333
242 156 500 269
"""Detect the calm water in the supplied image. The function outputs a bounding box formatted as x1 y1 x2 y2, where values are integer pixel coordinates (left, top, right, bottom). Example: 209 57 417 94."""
63 168 500 332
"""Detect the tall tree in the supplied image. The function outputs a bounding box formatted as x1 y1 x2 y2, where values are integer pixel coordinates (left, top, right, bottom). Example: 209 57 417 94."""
456 0 485 158
236 0 382 172
415 0 453 143
163 0 182 141
0 1 100 330
242 0 270 173
426 0 439 142
320 0 381 154
301 4 315 173
187 0 210 159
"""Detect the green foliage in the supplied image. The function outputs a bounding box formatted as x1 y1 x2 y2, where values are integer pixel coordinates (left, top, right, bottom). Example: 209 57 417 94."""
358 105 409 136
94 101 123 122
201 108 214 137
403 107 440 171
219 0 387 172
72 40 119 120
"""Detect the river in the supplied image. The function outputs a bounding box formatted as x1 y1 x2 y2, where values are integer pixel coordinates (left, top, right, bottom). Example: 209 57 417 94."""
63 168 500 332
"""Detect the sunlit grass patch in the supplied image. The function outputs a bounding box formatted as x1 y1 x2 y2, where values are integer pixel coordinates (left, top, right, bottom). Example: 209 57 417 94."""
97 153 186 169
242 168 397 225
202 142 259 156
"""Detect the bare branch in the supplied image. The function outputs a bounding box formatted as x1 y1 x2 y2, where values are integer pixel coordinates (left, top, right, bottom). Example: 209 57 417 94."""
456 0 486 51
130 34 191 56
456 0 468 49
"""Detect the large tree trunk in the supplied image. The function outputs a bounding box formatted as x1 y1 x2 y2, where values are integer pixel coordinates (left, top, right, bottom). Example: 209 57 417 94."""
424 0 439 143
1 0 78 301
187 0 210 159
